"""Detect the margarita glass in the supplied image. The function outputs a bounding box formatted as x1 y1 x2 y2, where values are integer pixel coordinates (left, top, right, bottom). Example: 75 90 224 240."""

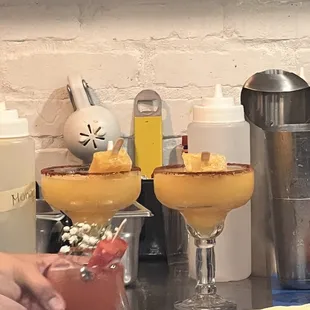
41 165 141 310
153 164 254 310
41 165 141 225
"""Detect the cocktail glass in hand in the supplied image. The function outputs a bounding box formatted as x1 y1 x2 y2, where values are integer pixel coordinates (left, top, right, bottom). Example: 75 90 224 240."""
45 241 129 310
153 162 254 310
40 165 141 310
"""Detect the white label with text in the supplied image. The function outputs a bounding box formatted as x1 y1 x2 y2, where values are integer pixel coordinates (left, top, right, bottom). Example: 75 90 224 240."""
0 182 36 212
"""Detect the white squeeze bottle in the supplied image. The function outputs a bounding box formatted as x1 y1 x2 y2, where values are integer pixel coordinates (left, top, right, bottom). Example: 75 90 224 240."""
0 102 36 253
187 84 251 282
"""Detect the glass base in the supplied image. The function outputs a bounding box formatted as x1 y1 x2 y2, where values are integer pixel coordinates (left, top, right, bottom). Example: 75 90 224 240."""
174 294 237 310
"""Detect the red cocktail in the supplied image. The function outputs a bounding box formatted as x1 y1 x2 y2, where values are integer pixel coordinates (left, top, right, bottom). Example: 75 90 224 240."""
46 239 129 310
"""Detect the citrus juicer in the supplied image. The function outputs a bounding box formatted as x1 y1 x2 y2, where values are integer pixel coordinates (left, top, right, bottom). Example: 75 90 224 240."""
64 74 121 163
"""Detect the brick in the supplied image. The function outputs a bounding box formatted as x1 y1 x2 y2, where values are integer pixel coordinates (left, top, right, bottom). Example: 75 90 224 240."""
152 49 296 87
81 0 223 41
33 136 65 150
1 52 140 91
5 98 36 117
104 101 134 137
162 99 193 136
0 4 80 41
296 49 310 78
5 91 74 136
224 1 310 40
95 88 142 103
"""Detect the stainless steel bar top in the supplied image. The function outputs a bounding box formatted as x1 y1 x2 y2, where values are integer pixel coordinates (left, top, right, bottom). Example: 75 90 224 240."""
126 261 310 310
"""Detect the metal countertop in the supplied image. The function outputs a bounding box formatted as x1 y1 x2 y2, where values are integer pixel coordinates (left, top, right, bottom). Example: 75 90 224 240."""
126 261 310 310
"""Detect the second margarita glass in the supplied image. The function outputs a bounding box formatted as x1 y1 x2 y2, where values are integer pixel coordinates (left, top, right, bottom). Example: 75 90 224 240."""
153 163 254 310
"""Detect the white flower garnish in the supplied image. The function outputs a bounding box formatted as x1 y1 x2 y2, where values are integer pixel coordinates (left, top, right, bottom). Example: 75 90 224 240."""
70 227 78 235
60 222 120 253
59 245 71 254
82 235 90 244
77 228 84 238
82 224 91 233
69 235 78 245
62 233 70 241
89 236 98 246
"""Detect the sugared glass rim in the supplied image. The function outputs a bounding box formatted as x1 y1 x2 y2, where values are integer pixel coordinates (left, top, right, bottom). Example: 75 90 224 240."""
153 163 253 176
41 165 141 176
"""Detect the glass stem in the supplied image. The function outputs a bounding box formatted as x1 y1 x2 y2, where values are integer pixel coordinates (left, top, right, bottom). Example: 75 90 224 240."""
195 238 216 295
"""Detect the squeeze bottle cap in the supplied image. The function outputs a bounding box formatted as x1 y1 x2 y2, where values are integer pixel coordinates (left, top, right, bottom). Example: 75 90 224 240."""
192 84 245 123
0 102 29 138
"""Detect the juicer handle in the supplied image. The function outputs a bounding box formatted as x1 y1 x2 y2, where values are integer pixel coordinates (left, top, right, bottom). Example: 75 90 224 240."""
67 74 94 111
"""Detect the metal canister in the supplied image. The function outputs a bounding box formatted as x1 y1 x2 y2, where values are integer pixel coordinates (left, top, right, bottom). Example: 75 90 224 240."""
265 125 310 288
241 69 310 288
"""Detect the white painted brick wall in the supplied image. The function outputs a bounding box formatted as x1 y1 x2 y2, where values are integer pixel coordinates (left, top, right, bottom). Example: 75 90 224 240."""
0 0 308 175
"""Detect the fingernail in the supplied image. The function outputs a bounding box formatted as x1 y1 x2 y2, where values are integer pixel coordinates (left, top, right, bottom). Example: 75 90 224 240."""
48 296 65 310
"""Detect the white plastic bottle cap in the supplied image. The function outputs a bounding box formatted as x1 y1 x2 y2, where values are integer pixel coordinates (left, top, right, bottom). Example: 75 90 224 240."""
192 84 245 123
0 102 29 138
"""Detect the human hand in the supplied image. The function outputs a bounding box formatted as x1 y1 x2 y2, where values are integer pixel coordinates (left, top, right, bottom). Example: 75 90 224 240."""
0 253 65 310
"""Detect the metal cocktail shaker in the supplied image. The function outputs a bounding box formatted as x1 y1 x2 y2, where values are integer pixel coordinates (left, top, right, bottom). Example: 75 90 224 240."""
241 69 310 288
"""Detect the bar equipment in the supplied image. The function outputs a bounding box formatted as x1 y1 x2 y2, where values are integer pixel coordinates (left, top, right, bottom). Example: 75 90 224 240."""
241 69 310 288
65 75 121 163
133 90 167 259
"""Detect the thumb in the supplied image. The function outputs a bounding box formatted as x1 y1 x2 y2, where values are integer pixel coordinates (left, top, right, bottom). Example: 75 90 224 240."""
14 264 65 310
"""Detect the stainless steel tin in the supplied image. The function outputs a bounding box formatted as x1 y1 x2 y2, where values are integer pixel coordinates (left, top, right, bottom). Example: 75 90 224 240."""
241 69 310 286
265 125 310 288
36 200 152 286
